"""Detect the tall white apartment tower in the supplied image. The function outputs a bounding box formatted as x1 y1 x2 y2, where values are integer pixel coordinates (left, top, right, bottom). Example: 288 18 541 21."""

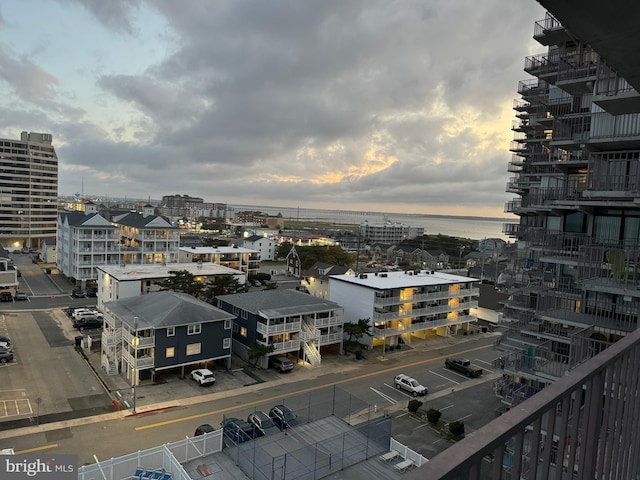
0 132 58 251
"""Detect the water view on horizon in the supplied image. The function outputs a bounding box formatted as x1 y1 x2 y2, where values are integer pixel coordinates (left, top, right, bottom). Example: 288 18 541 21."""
230 204 516 241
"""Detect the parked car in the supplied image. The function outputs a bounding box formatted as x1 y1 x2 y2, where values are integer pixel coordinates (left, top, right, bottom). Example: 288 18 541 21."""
222 418 261 444
0 345 13 355
194 424 216 436
73 316 103 330
394 374 427 396
86 288 98 298
0 336 10 345
247 411 280 436
445 358 483 378
71 288 86 298
191 368 216 386
269 356 294 372
0 349 13 364
14 291 28 301
72 309 100 320
269 405 298 430
0 291 13 302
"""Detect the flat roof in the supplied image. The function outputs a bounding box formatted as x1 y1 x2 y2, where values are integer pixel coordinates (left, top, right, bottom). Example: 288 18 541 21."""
179 246 257 254
96 262 244 280
330 270 478 289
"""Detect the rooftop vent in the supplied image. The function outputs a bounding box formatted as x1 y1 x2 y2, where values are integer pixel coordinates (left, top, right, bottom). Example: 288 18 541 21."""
380 273 388 278
359 274 368 279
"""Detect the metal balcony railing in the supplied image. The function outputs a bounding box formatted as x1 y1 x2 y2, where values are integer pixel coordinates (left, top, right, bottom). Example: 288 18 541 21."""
410 327 640 480
256 320 301 336
524 52 560 78
533 13 562 38
586 149 640 194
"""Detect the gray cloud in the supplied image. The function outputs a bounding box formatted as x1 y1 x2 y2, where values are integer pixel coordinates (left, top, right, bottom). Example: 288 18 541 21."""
12 0 547 216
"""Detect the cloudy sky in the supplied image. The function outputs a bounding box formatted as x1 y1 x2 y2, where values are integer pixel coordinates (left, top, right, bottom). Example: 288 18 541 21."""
0 0 546 218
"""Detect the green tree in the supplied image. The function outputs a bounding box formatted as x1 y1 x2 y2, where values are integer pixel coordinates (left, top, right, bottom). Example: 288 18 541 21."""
202 275 247 303
449 421 465 438
408 399 423 414
344 318 372 343
155 270 204 298
275 241 293 260
247 343 275 367
426 408 442 424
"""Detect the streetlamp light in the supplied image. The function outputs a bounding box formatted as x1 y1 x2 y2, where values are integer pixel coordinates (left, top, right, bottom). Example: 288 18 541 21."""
132 316 139 413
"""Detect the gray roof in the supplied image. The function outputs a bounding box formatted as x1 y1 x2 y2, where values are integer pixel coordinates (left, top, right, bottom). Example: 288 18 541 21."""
60 211 116 228
112 211 175 229
244 235 264 242
104 291 234 329
218 289 342 318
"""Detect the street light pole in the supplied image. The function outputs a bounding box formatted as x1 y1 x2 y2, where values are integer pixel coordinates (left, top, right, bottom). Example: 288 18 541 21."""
132 316 139 413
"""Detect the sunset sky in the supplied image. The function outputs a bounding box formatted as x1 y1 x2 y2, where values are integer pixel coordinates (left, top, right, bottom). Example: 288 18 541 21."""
0 0 546 217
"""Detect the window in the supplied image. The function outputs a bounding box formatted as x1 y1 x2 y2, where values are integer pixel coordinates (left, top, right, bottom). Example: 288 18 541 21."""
240 327 247 337
224 319 231 329
187 324 201 335
166 347 175 358
233 306 239 315
167 327 175 337
241 310 248 319
223 338 231 349
186 343 201 355
233 323 239 333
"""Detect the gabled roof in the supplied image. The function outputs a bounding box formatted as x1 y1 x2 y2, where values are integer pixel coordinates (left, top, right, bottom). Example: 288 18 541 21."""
112 211 175 229
392 245 422 254
427 250 448 257
218 289 342 318
59 211 115 228
244 235 264 242
302 262 352 279
104 291 234 329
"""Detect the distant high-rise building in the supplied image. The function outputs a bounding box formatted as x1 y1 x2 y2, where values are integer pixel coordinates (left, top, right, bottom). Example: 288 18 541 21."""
0 132 58 251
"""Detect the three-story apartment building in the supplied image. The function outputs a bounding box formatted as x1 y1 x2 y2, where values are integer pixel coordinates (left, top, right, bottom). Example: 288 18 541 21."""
329 270 479 350
57 203 179 284
217 289 344 367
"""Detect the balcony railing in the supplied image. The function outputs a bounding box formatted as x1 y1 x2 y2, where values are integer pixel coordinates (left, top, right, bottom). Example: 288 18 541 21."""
374 288 479 307
372 301 478 322
586 149 640 194
256 320 301 336
312 315 344 327
372 315 476 338
319 332 342 345
409 327 640 480
123 330 155 348
122 351 154 370
257 339 300 352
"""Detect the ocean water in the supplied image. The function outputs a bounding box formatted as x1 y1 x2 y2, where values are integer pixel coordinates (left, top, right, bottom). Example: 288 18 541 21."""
230 204 516 241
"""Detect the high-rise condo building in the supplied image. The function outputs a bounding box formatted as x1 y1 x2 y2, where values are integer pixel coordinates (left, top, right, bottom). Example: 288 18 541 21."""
0 131 58 251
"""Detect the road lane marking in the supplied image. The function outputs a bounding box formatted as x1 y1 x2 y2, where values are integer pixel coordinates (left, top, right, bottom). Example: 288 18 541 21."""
15 444 58 454
429 370 460 385
136 342 492 431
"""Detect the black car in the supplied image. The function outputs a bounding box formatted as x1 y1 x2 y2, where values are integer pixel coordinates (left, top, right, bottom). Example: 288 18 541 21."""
222 418 262 444
194 424 216 436
71 288 86 298
73 316 103 330
269 405 298 430
86 288 98 298
0 291 13 302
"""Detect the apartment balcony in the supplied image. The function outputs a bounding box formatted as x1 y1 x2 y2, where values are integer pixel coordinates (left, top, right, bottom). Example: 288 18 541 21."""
593 65 640 115
532 12 571 46
513 98 531 112
299 326 320 342
509 140 529 154
123 330 155 348
584 149 640 198
256 320 301 336
311 315 344 328
372 314 476 338
524 52 560 81
555 51 599 96
577 242 640 291
318 332 342 345
502 222 521 237
257 339 300 353
373 288 479 307
412 328 640 480
122 350 154 370
504 199 521 214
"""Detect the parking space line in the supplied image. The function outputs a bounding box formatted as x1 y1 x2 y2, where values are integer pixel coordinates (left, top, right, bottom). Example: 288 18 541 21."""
369 387 397 404
475 359 495 373
428 370 460 385
384 383 412 399
439 404 454 411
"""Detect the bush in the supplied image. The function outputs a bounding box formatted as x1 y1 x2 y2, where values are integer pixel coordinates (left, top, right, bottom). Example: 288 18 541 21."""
449 421 465 438
426 408 441 424
408 399 423 414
